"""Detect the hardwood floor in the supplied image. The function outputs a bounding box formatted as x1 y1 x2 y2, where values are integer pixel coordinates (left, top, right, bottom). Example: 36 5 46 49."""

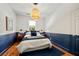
2 33 25 56
2 42 20 56
2 42 74 56
52 44 74 56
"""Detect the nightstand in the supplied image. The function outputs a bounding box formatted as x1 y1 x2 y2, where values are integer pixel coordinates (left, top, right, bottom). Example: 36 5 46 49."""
17 33 25 42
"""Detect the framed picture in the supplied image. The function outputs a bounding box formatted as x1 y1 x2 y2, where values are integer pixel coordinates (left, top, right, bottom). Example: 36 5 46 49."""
5 16 13 31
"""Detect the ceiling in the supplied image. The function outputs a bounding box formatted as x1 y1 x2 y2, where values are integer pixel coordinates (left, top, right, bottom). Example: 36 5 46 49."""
8 3 79 20
8 3 61 17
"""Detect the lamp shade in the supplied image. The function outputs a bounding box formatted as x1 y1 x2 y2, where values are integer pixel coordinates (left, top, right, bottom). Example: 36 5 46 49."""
31 7 40 20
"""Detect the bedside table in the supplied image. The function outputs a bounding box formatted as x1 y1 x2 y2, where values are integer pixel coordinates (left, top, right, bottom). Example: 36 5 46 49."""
17 33 25 42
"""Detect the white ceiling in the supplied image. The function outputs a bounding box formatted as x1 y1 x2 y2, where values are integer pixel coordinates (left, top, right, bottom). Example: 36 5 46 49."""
8 3 79 20
8 3 61 17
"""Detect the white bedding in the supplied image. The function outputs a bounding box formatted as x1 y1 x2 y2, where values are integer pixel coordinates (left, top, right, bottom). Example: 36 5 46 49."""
16 38 52 53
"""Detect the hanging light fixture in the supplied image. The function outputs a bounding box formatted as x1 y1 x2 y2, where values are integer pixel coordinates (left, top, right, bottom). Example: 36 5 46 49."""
31 3 40 21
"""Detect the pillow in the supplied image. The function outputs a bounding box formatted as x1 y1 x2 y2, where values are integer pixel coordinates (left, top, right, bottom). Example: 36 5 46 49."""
26 32 31 35
37 32 42 36
31 31 37 36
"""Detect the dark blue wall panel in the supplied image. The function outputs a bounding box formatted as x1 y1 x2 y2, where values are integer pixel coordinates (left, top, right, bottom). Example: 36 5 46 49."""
75 35 79 55
0 32 18 54
45 32 79 55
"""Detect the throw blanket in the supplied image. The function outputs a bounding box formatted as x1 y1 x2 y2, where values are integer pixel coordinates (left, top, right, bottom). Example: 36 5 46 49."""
16 38 52 53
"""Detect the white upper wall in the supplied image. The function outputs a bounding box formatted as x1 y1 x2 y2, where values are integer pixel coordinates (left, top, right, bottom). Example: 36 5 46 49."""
45 3 79 35
0 4 16 34
16 15 46 31
16 15 29 31
72 9 79 35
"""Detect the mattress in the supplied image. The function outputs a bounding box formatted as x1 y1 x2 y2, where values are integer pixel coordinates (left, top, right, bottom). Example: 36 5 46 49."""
16 38 52 53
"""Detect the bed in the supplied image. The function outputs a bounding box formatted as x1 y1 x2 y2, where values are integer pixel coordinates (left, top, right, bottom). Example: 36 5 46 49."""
17 37 52 53
18 36 64 56
16 32 52 54
16 32 65 56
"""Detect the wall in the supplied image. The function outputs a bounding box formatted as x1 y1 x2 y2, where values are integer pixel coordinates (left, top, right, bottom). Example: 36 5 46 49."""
72 9 79 35
0 4 16 34
45 4 79 35
16 15 29 31
16 15 46 31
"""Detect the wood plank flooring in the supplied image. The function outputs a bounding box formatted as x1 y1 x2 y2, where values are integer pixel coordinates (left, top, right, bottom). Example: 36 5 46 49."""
2 42 20 56
52 44 74 56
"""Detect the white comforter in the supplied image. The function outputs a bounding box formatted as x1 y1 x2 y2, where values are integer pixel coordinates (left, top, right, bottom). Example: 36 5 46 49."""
16 38 52 53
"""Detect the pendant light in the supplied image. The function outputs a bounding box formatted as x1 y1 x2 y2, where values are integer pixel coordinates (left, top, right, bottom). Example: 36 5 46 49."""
31 3 40 21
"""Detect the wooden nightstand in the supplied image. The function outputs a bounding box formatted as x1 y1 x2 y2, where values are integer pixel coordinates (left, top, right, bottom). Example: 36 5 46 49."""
17 33 25 42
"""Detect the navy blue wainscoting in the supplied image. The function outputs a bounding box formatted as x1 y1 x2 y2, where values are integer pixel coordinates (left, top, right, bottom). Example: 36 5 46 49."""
45 32 79 55
0 32 18 54
75 35 79 55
